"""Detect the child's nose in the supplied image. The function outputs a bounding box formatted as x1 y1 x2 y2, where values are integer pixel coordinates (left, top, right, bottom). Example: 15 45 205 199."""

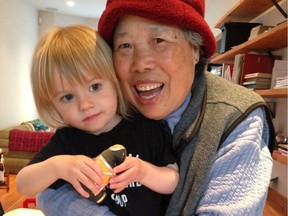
78 96 94 111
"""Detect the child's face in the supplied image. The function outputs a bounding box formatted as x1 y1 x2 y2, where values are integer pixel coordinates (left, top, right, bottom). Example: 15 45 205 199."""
52 71 121 134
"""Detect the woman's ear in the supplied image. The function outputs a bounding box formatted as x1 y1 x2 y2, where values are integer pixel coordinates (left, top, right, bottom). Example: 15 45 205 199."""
193 46 200 64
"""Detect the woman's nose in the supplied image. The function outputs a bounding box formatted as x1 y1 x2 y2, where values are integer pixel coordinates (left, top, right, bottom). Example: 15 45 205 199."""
131 46 155 72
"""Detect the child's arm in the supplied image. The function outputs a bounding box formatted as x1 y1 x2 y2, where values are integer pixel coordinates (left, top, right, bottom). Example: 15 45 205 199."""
16 155 105 197
109 157 179 194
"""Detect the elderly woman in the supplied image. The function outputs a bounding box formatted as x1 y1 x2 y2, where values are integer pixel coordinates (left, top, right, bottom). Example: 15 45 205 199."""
36 0 275 215
98 0 275 215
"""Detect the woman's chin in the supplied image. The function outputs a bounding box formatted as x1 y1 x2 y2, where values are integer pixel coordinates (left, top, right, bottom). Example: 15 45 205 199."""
137 106 168 120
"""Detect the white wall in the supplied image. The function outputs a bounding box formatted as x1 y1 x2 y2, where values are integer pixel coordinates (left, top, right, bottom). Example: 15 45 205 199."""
205 0 239 36
0 0 38 129
38 11 98 37
0 0 98 130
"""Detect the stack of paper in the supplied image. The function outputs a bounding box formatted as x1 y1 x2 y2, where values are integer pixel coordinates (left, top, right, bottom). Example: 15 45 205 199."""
271 60 288 89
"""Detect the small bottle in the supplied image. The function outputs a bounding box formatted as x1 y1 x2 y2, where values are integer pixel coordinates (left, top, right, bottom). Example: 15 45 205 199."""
0 154 5 184
83 144 127 203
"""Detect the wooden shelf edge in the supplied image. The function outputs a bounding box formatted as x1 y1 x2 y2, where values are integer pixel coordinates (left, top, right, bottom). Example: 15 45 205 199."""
272 150 288 165
214 0 282 28
255 88 288 98
211 21 287 64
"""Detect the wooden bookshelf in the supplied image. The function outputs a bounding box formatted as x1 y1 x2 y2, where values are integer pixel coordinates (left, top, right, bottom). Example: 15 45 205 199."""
211 21 287 64
214 0 282 28
255 88 288 98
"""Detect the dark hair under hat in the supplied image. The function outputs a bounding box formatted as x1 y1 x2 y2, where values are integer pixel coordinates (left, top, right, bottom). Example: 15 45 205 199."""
98 0 216 58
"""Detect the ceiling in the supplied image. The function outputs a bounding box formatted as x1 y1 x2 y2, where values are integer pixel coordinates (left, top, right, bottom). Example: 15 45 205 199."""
25 0 107 19
25 0 218 20
23 0 222 36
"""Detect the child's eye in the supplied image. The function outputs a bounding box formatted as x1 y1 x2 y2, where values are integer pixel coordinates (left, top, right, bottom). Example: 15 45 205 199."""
90 83 102 92
61 94 73 102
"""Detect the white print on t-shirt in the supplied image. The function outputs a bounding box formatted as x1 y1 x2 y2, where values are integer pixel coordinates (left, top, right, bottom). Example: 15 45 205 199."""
111 193 128 207
127 181 142 188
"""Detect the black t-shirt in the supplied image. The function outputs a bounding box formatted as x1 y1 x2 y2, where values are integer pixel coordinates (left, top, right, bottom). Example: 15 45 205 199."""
28 115 175 216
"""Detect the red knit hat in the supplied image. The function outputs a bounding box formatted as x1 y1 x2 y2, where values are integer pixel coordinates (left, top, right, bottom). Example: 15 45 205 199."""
98 0 216 57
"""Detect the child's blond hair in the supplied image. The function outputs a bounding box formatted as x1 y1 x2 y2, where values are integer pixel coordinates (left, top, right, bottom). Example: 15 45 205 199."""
31 25 128 129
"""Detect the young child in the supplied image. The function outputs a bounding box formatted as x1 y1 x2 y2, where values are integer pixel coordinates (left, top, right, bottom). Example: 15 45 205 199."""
16 25 179 216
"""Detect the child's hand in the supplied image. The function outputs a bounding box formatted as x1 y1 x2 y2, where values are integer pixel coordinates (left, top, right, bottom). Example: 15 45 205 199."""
52 155 106 198
108 157 145 193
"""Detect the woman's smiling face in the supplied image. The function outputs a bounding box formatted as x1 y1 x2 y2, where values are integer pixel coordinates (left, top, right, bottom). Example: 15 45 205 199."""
113 15 199 120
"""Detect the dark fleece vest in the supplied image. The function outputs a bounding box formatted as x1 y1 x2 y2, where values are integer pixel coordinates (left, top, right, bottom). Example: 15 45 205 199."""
165 72 275 216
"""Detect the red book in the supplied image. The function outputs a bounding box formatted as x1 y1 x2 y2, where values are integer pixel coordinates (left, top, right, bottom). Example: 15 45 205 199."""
240 53 281 85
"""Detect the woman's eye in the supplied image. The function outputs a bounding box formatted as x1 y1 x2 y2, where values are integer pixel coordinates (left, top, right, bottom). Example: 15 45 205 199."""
119 43 132 49
61 94 73 102
90 83 101 92
155 38 164 43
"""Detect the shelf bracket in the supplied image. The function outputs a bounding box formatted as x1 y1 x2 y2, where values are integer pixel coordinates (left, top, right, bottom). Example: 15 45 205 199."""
270 0 288 18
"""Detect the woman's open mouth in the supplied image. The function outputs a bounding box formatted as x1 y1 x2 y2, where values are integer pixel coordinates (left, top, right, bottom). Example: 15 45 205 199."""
134 83 164 100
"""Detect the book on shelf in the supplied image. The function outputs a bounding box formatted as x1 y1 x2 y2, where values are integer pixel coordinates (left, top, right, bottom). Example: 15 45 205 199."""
243 74 272 88
271 60 288 89
239 53 281 85
231 54 244 84
243 83 271 90
223 65 233 81
244 72 273 79
243 77 271 83
243 79 271 86
243 76 271 89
